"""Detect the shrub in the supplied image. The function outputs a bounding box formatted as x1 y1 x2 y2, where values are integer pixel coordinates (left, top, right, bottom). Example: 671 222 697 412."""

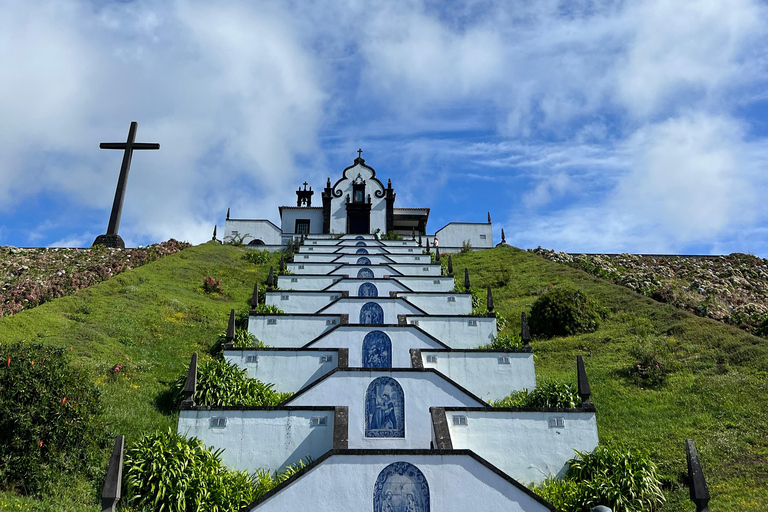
224 233 250 246
528 287 605 338
460 240 472 253
629 335 675 388
254 303 285 315
479 333 523 350
202 276 224 294
124 429 257 512
382 231 403 240
171 359 290 407
210 328 264 356
250 458 312 500
242 251 272 265
492 379 581 409
0 343 108 495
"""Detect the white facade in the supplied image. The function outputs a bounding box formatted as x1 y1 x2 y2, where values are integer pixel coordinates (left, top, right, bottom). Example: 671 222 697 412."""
248 314 343 347
405 316 497 348
224 349 339 392
223 219 282 245
279 207 324 234
435 223 493 251
328 162 388 234
245 453 554 512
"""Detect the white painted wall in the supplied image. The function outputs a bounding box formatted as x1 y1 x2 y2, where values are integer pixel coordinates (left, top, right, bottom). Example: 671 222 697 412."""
445 409 599 484
247 453 553 512
225 349 338 392
320 298 426 323
421 352 535 401
305 326 445 367
326 278 411 296
277 275 340 291
434 223 493 249
396 293 472 315
329 265 401 278
248 315 342 347
392 276 455 292
294 253 339 263
329 162 387 234
332 254 396 265
224 219 282 245
280 208 324 234
178 409 334 474
390 264 441 276
387 254 438 264
287 262 341 275
266 291 345 314
286 370 485 449
406 316 497 348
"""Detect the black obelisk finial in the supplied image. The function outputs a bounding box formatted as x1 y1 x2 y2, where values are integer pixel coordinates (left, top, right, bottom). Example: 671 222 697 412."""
686 439 711 512
501 228 506 244
279 254 285 274
487 212 491 223
521 312 532 352
267 266 275 291
226 208 230 220
577 355 591 406
411 227 415 240
447 255 453 275
212 225 217 241
250 282 259 308
464 268 470 292
226 309 235 343
435 248 440 262
93 122 159 248
487 285 494 313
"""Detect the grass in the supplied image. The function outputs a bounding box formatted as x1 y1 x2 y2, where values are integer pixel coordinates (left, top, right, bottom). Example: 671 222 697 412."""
0 242 279 511
0 242 765 511
451 246 768 511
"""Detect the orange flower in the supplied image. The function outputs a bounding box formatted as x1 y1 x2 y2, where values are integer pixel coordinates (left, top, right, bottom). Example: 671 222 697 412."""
61 397 66 404
30 361 34 365
69 347 73 351
6 358 9 366
38 441 43 448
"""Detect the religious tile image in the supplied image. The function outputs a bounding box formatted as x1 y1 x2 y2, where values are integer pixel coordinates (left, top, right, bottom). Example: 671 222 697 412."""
363 330 392 368
356 241 367 247
357 267 375 279
365 376 405 437
357 257 372 265
360 302 384 324
356 248 369 254
373 462 429 512
358 282 378 297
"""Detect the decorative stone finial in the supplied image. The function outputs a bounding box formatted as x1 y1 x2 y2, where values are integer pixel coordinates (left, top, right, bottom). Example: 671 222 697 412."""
487 212 491 223
250 282 259 308
426 241 431 253
686 439 711 512
577 355 592 406
101 435 125 512
411 227 415 240
212 225 217 241
267 266 274 290
464 268 470 292
521 312 532 351
226 309 235 343
326 177 331 188
181 352 198 406
487 285 494 313
418 233 422 246
226 207 230 220
435 249 440 262
279 254 285 274
501 228 506 244
448 255 453 274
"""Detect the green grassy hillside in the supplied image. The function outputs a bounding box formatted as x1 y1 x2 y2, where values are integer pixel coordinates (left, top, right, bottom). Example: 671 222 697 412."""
0 243 765 511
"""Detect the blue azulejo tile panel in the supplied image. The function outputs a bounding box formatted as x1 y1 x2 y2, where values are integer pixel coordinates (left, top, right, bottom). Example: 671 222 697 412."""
363 330 391 368
355 235 365 240
358 282 378 297
373 462 429 512
357 267 375 279
356 241 367 247
360 302 384 324
356 248 370 255
365 376 405 437
357 257 372 265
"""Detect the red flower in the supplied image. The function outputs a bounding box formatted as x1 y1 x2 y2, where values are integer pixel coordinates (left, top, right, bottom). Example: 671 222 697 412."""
69 347 73 351
30 361 34 366
61 397 66 404
6 358 9 366
38 441 43 448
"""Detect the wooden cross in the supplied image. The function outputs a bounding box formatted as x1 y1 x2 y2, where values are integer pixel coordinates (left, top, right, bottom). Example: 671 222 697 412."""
99 122 160 235
357 148 363 158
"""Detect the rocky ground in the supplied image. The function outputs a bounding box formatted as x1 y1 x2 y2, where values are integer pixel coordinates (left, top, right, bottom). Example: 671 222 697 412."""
0 239 190 317
530 248 768 338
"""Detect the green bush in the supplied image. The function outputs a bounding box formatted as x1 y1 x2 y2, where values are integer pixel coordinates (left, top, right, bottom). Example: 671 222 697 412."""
254 304 285 315
629 335 676 388
460 240 472 253
532 445 664 512
0 343 108 495
242 251 272 265
202 276 224 294
124 429 257 512
492 379 582 409
528 287 605 338
171 359 291 407
478 333 523 350
382 231 403 240
210 328 264 356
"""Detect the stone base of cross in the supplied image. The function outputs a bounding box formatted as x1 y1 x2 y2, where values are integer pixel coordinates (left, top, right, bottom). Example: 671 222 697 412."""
93 233 126 249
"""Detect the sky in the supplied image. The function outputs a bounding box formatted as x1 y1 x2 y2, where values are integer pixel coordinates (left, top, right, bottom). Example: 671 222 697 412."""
1 0 767 255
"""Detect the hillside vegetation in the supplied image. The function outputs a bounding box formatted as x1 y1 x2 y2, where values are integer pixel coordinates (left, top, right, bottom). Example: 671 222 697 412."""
0 243 765 511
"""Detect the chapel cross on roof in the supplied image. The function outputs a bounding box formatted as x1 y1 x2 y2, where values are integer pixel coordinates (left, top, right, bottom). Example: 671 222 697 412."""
358 148 363 158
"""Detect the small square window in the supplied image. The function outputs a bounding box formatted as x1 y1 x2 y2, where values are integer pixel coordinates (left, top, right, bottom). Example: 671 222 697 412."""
311 416 327 426
415 256 421 260
453 415 467 426
447 296 456 302
423 267 429 271
330 295 340 301
433 279 441 284
291 277 298 282
231 230 239 236
312 241 317 244
298 265 304 269
480 234 486 239
267 318 277 325
468 320 478 326
498 356 510 364
304 255 310 259
308 247 314 251
320 355 333 362
210 417 227 428
411 320 419 326
326 319 337 325
246 355 258 363
408 248 414 252
426 355 437 363
281 295 289 300
548 417 565 428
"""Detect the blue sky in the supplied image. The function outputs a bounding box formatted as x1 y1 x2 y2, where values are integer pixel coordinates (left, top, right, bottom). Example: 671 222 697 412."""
1 0 768 255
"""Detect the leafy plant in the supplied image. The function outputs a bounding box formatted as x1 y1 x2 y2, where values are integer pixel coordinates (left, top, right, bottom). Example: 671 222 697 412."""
460 240 472 253
382 231 403 240
250 458 312 500
478 332 523 350
170 359 291 407
629 335 676 388
210 328 264 356
124 429 257 512
242 250 272 265
254 303 285 315
0 343 108 495
202 276 224 294
528 286 606 338
224 233 251 247
492 379 582 409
